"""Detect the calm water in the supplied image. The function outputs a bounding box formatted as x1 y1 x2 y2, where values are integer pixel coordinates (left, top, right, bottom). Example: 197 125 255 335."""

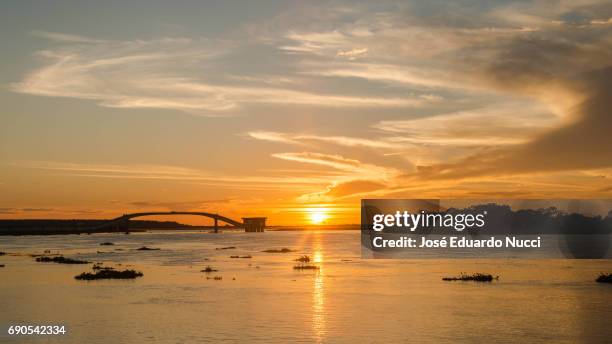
0 230 611 343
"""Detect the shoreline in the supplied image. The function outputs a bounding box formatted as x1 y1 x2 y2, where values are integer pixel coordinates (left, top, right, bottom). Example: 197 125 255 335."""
0 227 361 236
0 220 360 236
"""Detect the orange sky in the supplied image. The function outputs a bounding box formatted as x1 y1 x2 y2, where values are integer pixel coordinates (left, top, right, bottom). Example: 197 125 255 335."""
1 1 611 225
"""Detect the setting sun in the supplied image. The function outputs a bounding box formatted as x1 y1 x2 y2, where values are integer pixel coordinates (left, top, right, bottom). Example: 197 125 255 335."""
309 210 329 225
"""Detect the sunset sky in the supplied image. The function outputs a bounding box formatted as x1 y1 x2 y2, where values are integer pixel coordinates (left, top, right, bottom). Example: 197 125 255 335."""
1 1 611 225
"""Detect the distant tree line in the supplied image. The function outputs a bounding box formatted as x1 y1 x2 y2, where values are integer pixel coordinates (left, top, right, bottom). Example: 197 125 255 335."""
0 219 195 235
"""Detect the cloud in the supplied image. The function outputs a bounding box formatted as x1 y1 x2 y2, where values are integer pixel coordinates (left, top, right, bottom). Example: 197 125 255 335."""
296 179 389 202
323 180 386 198
247 131 404 149
408 33 612 178
299 135 402 149
9 161 331 190
273 152 363 170
373 101 557 146
128 199 234 210
591 18 612 25
31 30 109 44
298 61 469 90
271 152 400 201
279 2 612 181
246 131 304 145
258 1 612 191
0 207 61 215
13 32 432 115
336 47 368 60
271 152 396 177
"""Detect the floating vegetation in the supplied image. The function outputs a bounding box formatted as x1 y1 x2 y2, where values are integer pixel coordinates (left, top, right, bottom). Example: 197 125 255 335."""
135 246 160 251
442 273 497 282
230 255 252 259
216 246 236 250
294 255 311 263
596 273 612 283
92 264 114 271
75 269 143 280
35 256 90 264
262 248 294 253
99 242 114 246
293 265 320 270
201 266 218 273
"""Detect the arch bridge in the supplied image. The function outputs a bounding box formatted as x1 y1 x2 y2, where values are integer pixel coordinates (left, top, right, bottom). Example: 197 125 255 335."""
95 211 266 232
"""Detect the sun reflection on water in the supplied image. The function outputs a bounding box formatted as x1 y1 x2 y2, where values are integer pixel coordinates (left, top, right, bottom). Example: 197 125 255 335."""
311 233 326 343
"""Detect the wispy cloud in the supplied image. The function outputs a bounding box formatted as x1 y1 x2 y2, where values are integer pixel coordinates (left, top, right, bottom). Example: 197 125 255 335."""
271 152 400 201
373 101 558 146
246 131 304 145
247 99 558 166
275 1 612 180
247 131 404 149
12 31 432 116
336 47 368 60
9 161 332 190
31 30 109 44
590 18 612 25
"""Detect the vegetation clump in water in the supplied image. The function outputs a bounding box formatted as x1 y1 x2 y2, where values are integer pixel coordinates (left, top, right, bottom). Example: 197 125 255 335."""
136 246 160 251
75 269 143 280
596 273 612 283
294 255 311 263
92 263 115 271
262 248 294 253
216 246 236 250
230 255 252 258
35 256 90 264
293 265 320 270
99 242 114 246
442 273 497 282
201 266 218 273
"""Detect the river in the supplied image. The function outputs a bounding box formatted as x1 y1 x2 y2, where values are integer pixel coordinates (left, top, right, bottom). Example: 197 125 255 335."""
0 230 610 343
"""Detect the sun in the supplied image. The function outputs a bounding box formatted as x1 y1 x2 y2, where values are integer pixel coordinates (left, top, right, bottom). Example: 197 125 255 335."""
309 210 329 225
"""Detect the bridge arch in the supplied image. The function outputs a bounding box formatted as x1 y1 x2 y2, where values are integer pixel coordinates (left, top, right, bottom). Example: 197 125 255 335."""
94 211 265 232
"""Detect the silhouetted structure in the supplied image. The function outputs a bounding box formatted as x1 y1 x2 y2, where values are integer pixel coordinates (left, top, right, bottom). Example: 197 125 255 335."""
243 217 267 232
95 211 266 233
